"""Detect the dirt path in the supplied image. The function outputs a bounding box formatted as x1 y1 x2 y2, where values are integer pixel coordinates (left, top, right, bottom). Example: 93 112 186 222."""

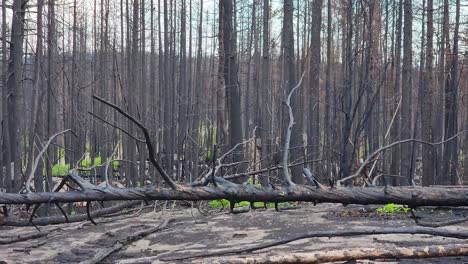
0 204 466 263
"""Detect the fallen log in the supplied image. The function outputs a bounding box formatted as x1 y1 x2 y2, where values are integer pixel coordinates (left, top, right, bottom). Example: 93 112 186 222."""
0 230 52 245
1 201 141 226
0 181 467 207
203 244 468 264
161 226 468 261
80 218 172 264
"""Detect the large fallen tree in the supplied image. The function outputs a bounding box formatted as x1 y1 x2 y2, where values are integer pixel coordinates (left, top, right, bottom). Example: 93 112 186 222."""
2 95 468 208
199 244 468 264
0 174 467 206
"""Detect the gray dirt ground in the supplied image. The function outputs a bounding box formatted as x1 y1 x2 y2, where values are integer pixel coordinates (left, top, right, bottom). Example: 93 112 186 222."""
0 203 467 264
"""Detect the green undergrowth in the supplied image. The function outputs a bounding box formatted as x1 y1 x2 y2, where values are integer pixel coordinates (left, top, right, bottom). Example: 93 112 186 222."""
208 199 294 209
209 179 297 209
376 203 410 214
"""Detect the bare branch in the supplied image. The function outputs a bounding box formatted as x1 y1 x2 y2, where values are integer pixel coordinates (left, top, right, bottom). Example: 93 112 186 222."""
192 127 258 186
92 95 179 189
283 72 306 186
104 145 119 187
26 129 73 193
88 112 145 143
367 96 402 179
338 130 468 185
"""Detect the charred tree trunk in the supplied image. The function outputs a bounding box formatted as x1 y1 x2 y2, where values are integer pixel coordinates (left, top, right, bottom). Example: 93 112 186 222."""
400 0 412 185
220 0 244 181
282 0 303 184
309 0 322 181
421 0 434 186
5 0 27 192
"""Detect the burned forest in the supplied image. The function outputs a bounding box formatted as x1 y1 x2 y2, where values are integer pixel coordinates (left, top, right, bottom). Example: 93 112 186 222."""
0 0 468 263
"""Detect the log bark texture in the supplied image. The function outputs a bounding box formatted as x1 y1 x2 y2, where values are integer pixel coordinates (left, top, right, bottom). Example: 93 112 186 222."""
0 181 467 207
204 244 468 264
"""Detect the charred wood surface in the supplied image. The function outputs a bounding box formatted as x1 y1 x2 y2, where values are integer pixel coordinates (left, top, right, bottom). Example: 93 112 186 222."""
0 178 467 207
204 244 468 264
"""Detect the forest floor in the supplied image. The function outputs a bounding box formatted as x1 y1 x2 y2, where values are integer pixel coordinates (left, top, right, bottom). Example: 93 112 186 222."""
0 203 467 264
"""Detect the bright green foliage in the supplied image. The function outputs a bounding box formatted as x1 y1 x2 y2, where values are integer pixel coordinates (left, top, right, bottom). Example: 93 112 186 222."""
208 199 250 208
80 158 92 168
52 163 70 177
112 160 119 170
94 156 102 166
205 150 213 162
208 199 230 208
376 203 410 214
359 144 366 159
246 178 260 186
208 199 293 209
57 148 66 163
208 180 295 209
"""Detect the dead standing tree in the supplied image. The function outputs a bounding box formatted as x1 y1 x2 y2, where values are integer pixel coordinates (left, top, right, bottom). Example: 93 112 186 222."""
1 91 468 262
0 95 467 209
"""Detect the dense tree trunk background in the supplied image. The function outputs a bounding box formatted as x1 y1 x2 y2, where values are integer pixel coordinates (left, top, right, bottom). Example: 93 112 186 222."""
0 0 467 197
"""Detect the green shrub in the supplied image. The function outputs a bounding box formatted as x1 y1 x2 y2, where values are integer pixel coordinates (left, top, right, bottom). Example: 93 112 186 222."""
52 163 70 177
208 199 293 209
80 158 92 168
205 150 213 162
94 156 102 166
376 203 410 214
208 199 251 208
112 160 120 170
246 178 261 186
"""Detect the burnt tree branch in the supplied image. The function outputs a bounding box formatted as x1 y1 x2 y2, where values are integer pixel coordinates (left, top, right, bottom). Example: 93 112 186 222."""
92 95 179 189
